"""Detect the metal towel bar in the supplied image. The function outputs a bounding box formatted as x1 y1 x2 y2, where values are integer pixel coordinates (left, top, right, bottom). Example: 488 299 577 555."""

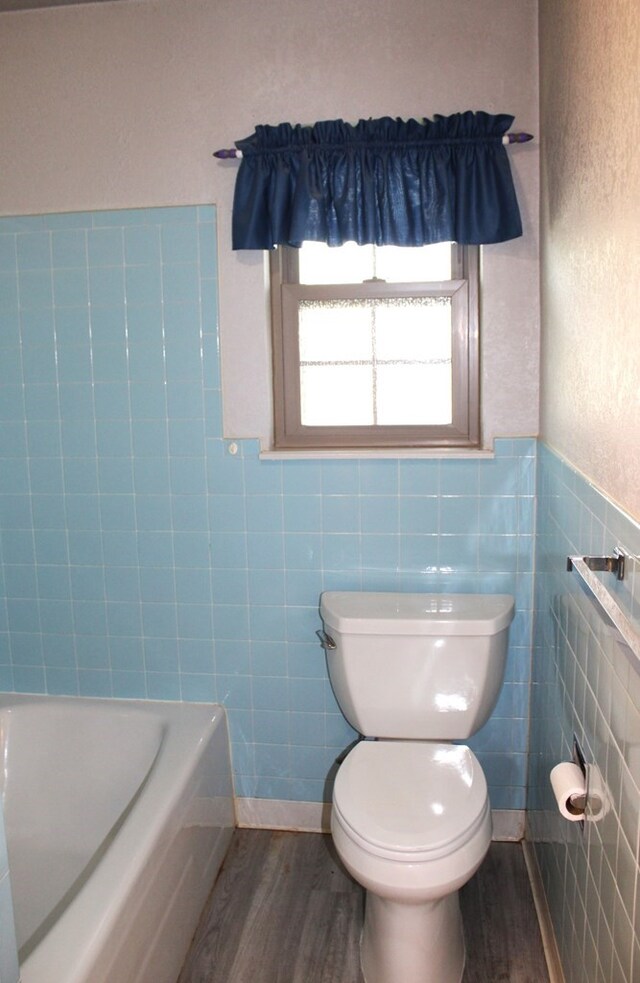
566 549 640 664
566 547 626 580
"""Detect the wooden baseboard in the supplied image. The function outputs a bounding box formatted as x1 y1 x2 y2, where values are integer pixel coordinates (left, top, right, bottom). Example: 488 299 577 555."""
522 839 565 983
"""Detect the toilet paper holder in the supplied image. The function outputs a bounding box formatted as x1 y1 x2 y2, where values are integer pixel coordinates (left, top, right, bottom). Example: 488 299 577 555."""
561 736 611 827
571 734 587 826
572 734 586 778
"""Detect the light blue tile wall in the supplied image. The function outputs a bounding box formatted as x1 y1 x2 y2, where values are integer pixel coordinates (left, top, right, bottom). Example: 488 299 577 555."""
528 444 640 982
0 206 535 806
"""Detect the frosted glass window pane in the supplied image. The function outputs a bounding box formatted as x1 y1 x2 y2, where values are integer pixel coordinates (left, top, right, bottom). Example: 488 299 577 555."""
299 302 373 361
297 297 454 427
300 298 451 362
301 365 373 425
375 299 452 361
376 364 452 425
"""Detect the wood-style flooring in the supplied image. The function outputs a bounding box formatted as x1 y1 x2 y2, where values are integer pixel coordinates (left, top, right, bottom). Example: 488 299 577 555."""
178 830 550 983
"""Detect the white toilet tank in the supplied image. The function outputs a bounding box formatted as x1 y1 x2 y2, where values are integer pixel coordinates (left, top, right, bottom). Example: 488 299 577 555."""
319 592 515 740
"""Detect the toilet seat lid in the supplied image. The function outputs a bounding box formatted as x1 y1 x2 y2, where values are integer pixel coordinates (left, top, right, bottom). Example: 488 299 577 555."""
333 741 488 862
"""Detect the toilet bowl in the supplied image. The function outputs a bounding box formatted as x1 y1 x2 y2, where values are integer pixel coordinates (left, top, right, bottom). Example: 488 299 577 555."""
318 591 515 983
331 740 491 983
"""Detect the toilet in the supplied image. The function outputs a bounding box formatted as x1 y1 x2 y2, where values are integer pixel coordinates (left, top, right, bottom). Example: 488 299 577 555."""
319 591 515 983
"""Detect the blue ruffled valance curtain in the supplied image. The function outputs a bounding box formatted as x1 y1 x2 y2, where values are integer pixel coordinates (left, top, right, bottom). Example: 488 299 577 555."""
231 112 523 250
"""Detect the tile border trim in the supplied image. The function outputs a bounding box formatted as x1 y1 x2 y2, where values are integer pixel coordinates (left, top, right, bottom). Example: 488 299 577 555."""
522 837 565 983
235 797 525 841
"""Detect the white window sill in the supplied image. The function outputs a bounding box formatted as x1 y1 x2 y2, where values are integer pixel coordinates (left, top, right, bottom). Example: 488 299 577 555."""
259 447 496 461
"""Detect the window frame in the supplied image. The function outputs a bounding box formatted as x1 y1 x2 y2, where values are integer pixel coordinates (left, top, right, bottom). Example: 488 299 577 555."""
270 243 480 451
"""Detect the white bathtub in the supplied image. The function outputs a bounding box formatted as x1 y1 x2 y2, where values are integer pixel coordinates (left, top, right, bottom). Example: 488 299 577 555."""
0 694 235 983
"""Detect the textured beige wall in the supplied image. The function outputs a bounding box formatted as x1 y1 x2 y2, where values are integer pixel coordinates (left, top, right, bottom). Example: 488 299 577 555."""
0 0 539 445
539 0 640 518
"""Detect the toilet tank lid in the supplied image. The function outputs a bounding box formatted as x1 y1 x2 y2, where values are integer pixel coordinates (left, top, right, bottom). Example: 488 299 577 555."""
320 592 515 635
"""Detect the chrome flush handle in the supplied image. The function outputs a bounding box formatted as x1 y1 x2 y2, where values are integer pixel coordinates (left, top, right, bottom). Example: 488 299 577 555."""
316 629 336 651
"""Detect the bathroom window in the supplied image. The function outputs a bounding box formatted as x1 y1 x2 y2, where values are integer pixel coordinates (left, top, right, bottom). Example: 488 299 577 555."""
270 242 479 450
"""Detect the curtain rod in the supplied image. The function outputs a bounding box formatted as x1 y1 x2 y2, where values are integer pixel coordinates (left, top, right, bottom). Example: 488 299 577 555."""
213 132 533 159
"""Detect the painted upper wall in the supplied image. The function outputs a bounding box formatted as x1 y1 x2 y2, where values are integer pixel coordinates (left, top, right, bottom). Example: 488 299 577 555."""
539 0 640 519
0 0 539 446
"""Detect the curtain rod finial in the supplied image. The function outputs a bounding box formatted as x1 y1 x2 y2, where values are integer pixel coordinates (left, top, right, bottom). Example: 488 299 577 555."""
213 148 243 159
504 132 534 144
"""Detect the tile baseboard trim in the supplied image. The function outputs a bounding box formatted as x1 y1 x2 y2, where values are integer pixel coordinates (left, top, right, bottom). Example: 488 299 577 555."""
235 798 525 841
236 797 331 832
492 808 525 841
522 838 565 983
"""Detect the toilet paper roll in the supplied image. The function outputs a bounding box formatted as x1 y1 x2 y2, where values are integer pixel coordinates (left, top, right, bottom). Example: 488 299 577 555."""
550 762 586 821
585 763 610 823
